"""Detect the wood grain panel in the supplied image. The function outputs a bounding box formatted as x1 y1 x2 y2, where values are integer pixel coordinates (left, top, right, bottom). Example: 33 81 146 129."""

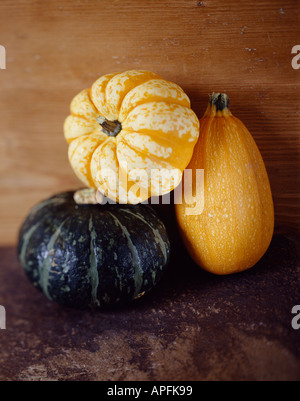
0 0 299 245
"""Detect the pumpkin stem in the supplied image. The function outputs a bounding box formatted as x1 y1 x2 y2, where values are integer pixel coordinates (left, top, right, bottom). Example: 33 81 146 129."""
74 188 104 205
97 116 122 137
209 93 230 111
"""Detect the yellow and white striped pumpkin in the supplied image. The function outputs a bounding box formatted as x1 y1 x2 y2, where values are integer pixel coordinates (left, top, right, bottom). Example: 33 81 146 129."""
64 70 199 204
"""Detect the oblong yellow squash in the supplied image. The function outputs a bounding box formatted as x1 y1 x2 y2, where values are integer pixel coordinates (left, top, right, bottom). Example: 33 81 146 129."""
64 70 199 204
175 93 274 275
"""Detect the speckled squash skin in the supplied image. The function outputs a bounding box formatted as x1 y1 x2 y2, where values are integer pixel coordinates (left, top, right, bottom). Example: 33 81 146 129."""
64 70 199 204
18 192 170 309
175 93 274 275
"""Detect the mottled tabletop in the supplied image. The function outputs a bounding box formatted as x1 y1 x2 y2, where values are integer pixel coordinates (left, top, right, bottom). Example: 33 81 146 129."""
0 219 299 381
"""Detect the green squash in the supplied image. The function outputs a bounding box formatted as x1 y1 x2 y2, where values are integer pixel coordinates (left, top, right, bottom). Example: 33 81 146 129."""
18 191 170 309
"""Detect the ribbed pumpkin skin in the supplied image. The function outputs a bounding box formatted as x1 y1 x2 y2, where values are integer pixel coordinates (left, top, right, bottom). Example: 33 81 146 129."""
175 95 274 275
64 70 199 204
18 192 170 308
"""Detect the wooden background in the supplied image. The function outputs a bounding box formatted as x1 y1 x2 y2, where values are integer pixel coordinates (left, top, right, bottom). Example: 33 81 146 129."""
0 0 299 245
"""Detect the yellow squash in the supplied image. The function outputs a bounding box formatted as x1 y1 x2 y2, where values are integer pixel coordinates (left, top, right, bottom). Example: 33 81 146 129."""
175 93 274 275
64 70 199 204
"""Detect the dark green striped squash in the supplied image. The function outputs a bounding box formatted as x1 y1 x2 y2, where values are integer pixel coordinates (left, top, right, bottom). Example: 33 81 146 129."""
18 191 170 309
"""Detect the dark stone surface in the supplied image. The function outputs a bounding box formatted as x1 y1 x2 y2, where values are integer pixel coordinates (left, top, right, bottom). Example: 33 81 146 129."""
0 227 300 381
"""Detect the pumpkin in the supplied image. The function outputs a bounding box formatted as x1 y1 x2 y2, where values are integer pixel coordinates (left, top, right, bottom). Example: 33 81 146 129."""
18 191 170 308
175 93 274 275
64 70 199 204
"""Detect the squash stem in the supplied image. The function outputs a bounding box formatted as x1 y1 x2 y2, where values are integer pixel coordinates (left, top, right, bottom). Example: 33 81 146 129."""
209 93 230 111
97 116 122 137
74 188 104 205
